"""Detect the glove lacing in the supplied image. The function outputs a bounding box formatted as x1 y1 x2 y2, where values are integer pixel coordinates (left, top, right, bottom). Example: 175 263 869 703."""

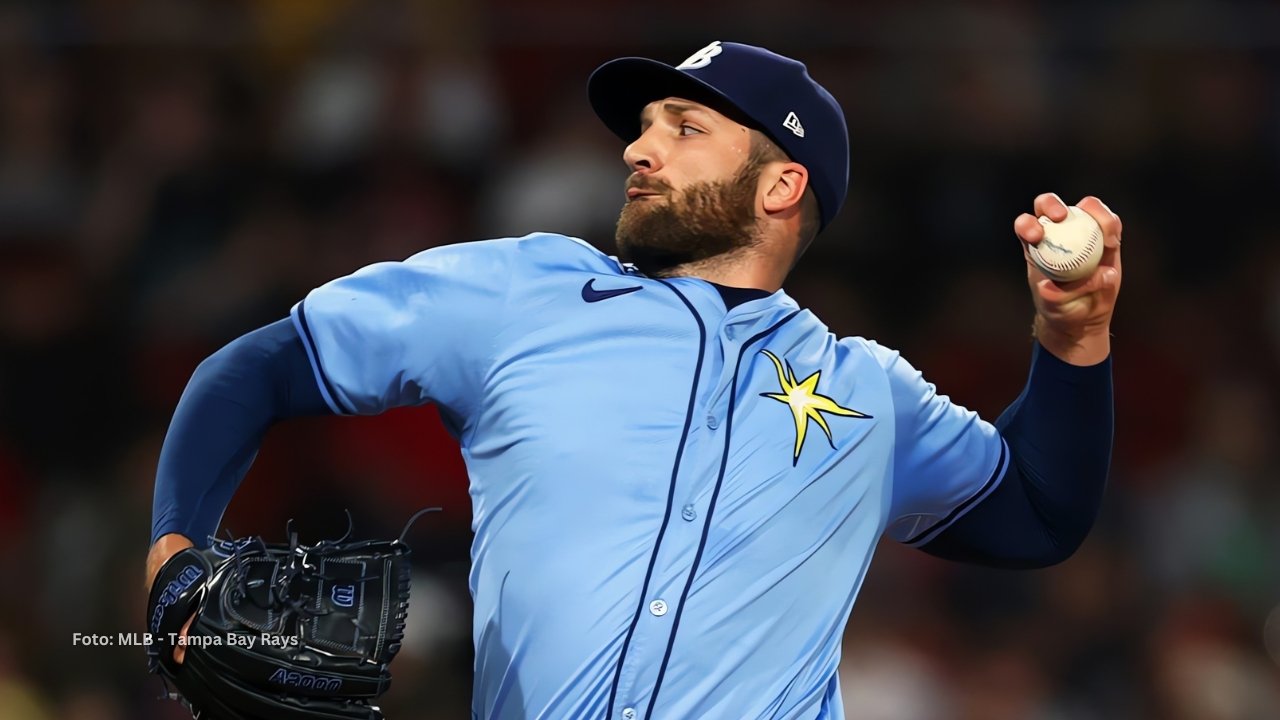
224 508 439 661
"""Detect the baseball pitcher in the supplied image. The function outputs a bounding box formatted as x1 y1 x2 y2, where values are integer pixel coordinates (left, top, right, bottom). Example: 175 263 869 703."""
146 41 1121 719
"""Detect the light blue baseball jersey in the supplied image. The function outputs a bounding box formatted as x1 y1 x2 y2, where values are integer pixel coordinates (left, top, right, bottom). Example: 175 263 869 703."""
291 233 1008 720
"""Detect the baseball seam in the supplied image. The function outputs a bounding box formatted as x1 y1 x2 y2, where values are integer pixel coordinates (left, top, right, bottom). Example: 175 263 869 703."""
1034 229 1100 272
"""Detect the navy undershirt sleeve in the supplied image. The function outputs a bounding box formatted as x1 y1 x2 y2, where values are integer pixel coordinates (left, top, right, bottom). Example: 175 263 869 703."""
150 318 332 545
920 342 1113 568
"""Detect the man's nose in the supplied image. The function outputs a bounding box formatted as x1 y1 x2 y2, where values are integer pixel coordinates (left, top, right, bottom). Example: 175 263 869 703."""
623 127 663 174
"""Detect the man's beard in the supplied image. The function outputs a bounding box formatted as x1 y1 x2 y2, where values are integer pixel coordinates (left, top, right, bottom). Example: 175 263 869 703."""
614 164 762 277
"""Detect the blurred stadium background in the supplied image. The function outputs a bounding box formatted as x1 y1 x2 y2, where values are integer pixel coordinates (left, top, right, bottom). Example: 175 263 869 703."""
0 0 1278 718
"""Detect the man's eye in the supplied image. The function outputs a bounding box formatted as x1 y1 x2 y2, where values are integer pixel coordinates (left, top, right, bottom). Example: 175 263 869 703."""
679 124 703 136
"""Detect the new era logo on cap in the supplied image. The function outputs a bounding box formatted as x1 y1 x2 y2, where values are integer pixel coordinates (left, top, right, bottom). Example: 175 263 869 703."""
783 111 804 138
587 41 850 231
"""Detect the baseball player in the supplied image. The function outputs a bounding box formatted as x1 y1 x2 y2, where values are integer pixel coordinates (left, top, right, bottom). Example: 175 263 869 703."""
147 41 1121 719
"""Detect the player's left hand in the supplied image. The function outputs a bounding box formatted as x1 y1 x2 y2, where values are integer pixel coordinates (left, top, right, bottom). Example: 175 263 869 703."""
1014 193 1122 365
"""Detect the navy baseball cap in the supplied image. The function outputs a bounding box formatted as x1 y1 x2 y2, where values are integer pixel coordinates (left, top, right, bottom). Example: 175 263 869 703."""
588 41 849 231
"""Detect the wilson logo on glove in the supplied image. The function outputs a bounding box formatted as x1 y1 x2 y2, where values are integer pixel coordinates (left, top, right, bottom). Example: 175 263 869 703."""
332 584 357 608
149 564 204 636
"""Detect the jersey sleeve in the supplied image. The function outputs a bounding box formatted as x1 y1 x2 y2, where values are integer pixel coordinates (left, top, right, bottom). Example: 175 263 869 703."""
290 239 514 420
864 340 1010 546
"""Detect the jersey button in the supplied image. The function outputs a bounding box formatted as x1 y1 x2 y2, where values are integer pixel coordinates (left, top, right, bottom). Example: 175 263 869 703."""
681 504 697 522
622 708 637 720
706 414 718 429
649 599 668 617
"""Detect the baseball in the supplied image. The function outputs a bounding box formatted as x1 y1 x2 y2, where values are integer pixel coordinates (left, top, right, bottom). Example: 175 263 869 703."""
1027 205 1104 282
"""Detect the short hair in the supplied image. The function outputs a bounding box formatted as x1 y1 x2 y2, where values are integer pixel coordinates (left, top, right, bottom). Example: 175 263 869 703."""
747 130 821 261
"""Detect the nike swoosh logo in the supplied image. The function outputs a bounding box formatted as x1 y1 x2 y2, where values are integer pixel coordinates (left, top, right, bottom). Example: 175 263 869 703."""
581 279 643 303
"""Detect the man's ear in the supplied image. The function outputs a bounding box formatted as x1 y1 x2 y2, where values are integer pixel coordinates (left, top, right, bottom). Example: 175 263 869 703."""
761 162 809 215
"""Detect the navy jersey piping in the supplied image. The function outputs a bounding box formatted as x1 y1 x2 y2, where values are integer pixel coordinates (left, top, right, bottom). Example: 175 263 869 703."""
294 301 357 415
605 281 708 719
645 308 803 718
904 438 1010 546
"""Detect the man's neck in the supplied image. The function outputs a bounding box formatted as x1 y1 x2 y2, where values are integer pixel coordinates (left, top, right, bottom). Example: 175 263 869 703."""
653 247 785 292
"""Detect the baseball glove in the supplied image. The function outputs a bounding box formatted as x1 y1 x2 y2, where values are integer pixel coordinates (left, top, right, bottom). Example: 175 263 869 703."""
146 512 433 719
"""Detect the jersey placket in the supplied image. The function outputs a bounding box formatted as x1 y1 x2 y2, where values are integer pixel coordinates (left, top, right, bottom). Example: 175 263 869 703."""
606 286 729 720
646 308 801 718
611 295 799 719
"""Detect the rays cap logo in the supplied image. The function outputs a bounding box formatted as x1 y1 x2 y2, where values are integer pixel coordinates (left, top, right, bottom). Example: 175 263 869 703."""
588 41 850 231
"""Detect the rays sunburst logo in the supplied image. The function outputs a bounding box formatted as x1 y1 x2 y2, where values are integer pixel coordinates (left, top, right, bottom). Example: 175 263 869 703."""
759 350 873 465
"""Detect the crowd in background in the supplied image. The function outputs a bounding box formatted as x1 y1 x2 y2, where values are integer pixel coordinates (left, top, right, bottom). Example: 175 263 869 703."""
0 0 1278 718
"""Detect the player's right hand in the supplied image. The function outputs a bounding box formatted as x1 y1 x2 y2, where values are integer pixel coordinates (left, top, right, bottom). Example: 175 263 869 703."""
146 533 196 664
1013 192 1122 367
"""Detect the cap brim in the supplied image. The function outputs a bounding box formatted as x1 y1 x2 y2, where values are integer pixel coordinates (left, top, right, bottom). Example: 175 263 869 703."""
588 58 754 142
